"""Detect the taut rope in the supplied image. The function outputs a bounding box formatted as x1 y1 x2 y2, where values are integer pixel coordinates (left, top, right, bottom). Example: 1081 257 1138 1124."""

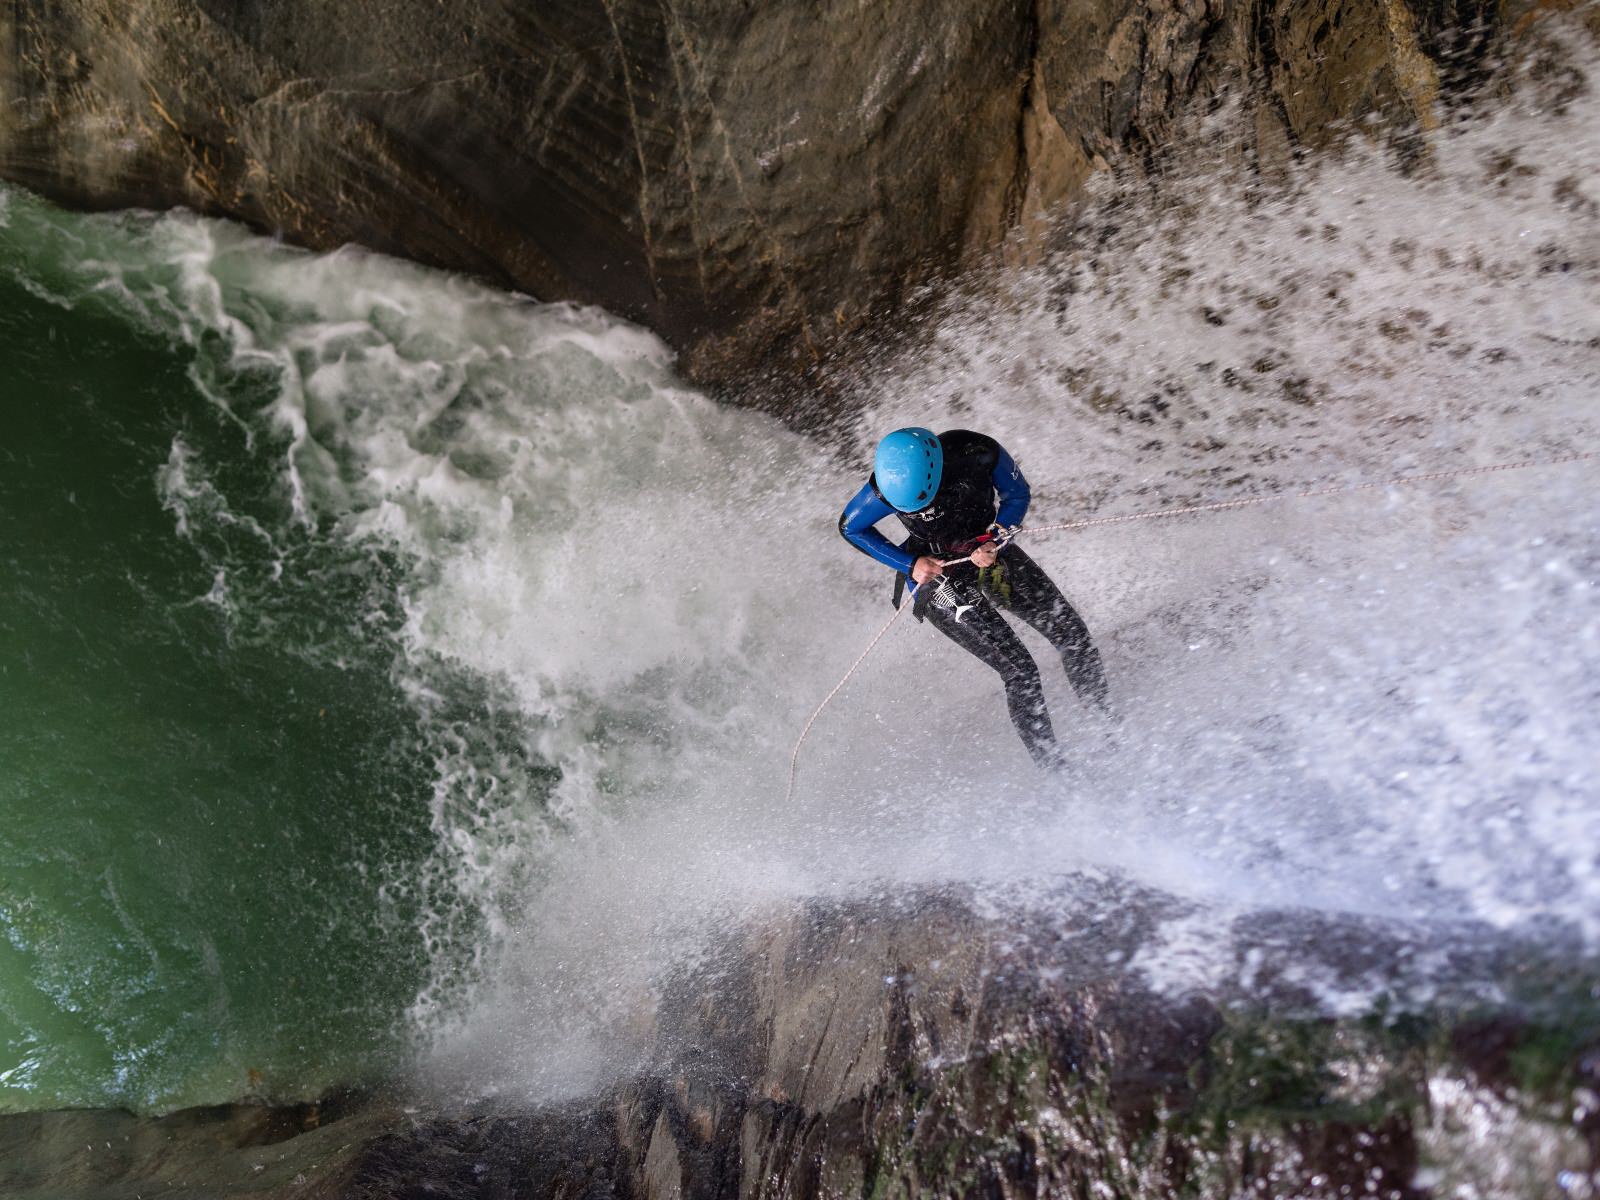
782 448 1598 805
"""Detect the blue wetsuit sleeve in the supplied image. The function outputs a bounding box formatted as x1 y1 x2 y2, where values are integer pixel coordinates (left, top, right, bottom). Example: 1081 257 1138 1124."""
992 445 1031 528
838 480 917 576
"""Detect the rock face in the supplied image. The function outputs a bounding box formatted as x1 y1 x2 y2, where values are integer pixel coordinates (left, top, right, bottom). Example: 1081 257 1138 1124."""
0 0 1497 402
3 886 1595 1199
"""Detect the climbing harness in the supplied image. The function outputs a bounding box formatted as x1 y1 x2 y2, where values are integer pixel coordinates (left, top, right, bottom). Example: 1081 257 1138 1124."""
782 448 1598 806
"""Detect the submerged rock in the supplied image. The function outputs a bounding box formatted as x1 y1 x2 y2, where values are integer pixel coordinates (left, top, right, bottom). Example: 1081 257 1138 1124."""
3 885 1595 1198
0 0 1501 401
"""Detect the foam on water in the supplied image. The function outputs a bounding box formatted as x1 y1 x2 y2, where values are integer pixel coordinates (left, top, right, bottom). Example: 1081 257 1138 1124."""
405 26 1599 1099
1 19 1596 1111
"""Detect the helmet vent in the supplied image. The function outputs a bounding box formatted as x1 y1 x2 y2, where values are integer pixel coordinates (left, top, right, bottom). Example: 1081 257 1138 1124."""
873 426 944 512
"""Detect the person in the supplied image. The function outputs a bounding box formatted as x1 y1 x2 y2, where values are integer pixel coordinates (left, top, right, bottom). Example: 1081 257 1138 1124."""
838 427 1111 768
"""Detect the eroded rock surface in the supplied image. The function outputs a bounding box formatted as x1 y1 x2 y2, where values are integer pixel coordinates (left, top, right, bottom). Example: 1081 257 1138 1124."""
0 0 1499 401
3 885 1595 1199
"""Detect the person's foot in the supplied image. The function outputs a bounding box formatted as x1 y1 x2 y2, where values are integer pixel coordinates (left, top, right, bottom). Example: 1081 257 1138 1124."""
1029 742 1071 773
1089 689 1119 724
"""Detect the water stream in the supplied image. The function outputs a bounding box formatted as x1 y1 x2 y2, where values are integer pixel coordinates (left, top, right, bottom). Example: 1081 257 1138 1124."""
0 22 1595 1116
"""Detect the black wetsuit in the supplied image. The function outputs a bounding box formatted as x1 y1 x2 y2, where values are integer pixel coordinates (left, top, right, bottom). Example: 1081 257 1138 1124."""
839 430 1110 767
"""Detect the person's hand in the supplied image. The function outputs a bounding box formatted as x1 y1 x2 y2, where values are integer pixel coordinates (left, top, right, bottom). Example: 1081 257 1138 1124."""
970 543 999 569
911 555 946 585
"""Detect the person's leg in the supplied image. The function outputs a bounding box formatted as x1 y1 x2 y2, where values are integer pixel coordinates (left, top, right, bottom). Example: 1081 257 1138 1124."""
925 591 1061 767
987 546 1111 713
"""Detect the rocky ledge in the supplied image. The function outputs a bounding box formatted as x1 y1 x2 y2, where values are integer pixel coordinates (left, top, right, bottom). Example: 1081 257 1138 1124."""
0 0 1504 402
3 882 1596 1199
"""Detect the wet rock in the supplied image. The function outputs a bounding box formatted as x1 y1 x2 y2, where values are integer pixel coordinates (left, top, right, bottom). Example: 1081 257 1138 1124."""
3 884 1595 1198
0 1092 397 1197
0 0 1503 404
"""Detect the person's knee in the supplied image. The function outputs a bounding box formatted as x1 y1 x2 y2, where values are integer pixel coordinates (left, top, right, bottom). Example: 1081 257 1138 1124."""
1000 657 1045 701
1049 614 1094 654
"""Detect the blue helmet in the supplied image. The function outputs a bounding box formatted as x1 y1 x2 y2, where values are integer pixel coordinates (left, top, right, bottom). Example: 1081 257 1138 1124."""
874 427 943 511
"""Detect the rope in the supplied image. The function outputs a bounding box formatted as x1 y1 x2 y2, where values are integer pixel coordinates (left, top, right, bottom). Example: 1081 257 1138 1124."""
1017 449 1599 538
782 448 1597 805
782 550 975 807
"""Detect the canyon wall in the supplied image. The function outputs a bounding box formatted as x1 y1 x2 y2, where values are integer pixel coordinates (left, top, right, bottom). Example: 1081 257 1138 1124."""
0 0 1498 402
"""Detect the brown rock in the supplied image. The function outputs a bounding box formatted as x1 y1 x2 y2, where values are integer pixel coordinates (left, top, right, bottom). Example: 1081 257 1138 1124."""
0 0 1503 408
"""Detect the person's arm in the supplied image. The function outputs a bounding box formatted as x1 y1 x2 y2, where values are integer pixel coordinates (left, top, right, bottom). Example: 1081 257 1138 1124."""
992 445 1030 529
838 480 918 575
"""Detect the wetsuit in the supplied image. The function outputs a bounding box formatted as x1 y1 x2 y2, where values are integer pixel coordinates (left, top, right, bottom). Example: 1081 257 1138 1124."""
838 430 1109 767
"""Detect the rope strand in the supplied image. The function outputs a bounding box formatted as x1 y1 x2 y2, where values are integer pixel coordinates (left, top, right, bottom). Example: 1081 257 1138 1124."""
1019 449 1599 538
783 551 973 807
782 448 1596 805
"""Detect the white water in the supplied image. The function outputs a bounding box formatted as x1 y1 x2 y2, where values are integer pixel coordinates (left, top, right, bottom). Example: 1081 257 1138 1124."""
10 22 1598 1106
